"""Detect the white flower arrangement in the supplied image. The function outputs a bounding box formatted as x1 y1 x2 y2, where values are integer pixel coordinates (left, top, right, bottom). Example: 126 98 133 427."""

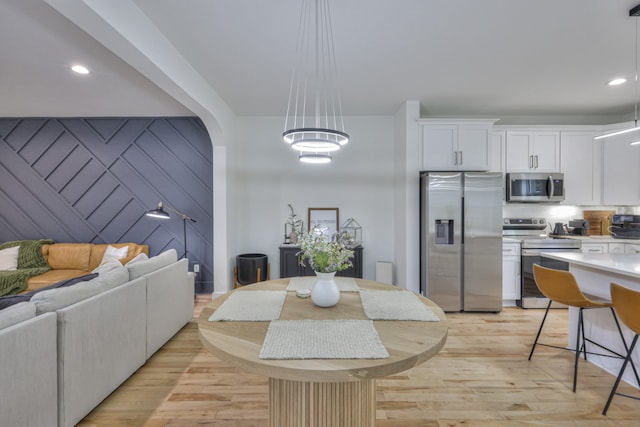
298 226 354 273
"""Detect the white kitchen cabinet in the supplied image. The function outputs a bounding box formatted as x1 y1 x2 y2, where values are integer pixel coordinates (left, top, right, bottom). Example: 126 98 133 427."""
502 242 521 303
581 243 608 254
602 131 640 205
609 243 626 254
506 130 560 172
420 119 496 171
560 131 602 205
625 243 640 254
490 131 505 173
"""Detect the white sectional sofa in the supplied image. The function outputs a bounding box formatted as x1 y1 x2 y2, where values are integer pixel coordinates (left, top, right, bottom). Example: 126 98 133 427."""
0 303 57 427
0 249 194 427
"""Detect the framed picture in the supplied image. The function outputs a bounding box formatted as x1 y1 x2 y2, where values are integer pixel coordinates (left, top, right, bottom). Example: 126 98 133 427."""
308 208 339 240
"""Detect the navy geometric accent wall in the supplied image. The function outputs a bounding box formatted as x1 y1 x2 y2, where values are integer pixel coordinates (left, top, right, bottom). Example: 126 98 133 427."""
0 117 213 293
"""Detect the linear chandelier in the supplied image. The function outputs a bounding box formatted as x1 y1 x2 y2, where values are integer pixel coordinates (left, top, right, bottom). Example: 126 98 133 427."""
596 4 640 145
282 0 349 164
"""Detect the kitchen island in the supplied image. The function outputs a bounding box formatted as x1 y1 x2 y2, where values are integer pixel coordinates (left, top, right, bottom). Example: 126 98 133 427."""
540 252 640 388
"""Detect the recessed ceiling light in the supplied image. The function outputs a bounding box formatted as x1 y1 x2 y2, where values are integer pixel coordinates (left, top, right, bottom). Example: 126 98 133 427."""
71 64 90 75
608 77 627 86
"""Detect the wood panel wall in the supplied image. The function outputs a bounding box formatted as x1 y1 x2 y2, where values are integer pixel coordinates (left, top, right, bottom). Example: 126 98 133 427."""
0 117 213 292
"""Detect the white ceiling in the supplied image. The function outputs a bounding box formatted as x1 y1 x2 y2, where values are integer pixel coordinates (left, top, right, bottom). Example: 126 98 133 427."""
3 0 640 125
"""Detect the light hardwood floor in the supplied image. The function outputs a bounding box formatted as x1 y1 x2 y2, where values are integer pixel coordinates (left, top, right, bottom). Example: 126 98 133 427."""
77 295 640 426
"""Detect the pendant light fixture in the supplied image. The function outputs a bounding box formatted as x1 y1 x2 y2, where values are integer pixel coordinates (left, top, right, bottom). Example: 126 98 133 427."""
282 0 349 163
596 4 640 144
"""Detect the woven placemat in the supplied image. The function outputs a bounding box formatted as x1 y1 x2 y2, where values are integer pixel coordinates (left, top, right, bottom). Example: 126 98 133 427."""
259 319 389 359
359 290 440 321
286 276 359 292
208 290 286 321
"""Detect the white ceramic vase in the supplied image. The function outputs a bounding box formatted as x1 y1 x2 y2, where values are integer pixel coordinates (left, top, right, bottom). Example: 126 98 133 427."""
311 271 340 307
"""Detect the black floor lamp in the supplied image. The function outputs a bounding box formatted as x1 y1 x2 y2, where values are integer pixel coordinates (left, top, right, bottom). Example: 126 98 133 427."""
145 202 196 259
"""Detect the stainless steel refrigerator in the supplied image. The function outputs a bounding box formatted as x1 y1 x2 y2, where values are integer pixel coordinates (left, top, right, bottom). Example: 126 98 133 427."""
420 172 503 312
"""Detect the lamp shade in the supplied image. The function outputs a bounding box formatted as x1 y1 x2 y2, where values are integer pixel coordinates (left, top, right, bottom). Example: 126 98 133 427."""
145 202 170 219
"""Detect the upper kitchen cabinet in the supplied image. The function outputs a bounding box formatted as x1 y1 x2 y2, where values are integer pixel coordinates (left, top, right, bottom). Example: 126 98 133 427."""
560 130 602 205
602 131 640 205
505 130 560 172
489 130 506 173
420 119 497 171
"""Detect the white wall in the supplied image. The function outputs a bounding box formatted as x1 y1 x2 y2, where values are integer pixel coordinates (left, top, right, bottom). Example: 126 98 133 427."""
394 101 421 292
234 115 395 280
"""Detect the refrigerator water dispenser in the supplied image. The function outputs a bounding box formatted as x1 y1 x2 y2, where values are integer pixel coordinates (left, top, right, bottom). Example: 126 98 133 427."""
435 219 454 245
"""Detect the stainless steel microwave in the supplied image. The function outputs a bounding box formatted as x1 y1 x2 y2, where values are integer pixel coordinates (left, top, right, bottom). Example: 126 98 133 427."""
506 173 565 203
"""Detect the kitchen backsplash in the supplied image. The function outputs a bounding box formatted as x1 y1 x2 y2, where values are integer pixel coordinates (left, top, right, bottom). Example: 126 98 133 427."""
502 204 640 235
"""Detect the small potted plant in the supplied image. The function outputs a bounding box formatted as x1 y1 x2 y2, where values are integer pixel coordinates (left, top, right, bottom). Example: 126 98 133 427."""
285 204 303 244
298 227 354 307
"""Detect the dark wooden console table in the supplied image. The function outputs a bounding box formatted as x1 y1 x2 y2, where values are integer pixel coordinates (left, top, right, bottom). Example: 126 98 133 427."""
279 245 363 278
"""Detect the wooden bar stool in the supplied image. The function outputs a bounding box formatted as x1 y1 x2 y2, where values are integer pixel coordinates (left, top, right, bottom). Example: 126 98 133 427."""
603 282 640 415
529 264 638 392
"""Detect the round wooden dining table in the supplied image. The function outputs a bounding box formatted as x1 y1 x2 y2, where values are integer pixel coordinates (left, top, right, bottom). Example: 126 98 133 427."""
198 278 448 427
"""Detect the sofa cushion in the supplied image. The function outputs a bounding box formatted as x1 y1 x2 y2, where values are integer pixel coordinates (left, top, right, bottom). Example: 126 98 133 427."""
92 259 127 276
124 253 149 266
0 294 31 311
31 264 129 314
26 269 90 292
47 243 92 270
91 262 129 292
0 246 20 270
0 301 36 330
10 270 98 300
0 273 98 309
126 249 178 280
89 243 149 271
31 283 97 315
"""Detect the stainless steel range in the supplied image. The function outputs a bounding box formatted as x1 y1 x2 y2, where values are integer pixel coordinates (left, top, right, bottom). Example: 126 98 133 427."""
503 217 582 308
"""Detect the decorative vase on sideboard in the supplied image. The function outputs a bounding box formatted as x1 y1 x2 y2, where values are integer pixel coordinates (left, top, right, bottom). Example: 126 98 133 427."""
311 271 340 307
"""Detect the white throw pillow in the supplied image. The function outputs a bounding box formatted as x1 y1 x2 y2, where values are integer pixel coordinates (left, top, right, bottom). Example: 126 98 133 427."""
0 246 20 270
99 245 129 267
127 249 178 279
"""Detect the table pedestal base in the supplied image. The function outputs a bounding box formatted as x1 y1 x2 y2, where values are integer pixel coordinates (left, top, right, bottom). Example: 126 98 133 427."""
269 378 376 427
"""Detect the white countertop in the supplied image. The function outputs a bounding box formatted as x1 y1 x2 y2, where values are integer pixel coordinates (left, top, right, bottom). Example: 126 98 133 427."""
502 235 640 244
540 252 640 279
560 235 640 244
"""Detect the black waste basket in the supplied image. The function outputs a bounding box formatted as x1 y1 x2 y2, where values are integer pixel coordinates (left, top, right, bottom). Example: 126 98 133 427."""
236 253 268 285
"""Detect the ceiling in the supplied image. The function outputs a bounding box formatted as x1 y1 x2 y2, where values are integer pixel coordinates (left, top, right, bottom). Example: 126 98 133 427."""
3 0 640 125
